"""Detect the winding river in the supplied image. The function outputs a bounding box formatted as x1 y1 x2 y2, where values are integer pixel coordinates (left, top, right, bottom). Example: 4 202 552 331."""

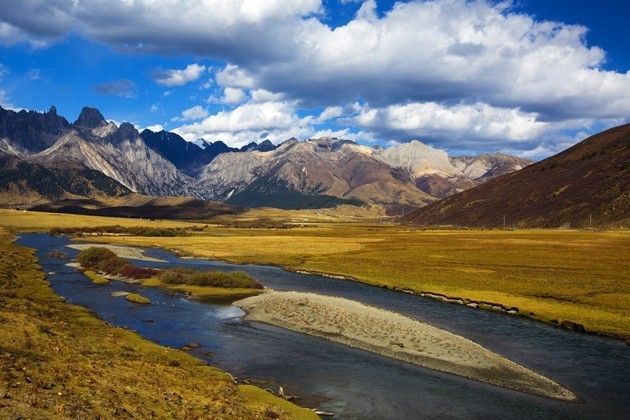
17 233 629 419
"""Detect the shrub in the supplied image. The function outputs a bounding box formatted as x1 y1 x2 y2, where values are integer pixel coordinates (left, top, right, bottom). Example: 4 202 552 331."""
119 264 158 280
77 247 118 270
77 247 130 277
157 268 263 289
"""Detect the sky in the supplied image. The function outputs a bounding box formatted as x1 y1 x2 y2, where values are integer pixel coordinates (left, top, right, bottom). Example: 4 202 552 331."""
0 0 629 159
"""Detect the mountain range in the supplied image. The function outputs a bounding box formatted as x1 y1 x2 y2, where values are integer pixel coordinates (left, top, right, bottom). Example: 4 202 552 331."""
0 105 532 210
402 124 630 228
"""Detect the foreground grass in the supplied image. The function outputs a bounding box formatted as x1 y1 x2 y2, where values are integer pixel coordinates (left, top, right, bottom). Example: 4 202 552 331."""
0 227 316 419
2 209 629 337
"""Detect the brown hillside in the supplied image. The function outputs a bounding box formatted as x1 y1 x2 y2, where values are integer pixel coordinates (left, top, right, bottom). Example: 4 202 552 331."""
402 124 630 228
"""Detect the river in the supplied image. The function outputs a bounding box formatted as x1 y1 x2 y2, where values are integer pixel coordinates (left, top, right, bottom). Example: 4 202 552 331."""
16 233 629 419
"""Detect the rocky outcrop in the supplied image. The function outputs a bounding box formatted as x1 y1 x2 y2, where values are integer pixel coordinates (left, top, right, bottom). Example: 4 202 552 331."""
0 105 69 154
375 141 533 198
141 129 240 176
450 153 533 181
35 121 201 197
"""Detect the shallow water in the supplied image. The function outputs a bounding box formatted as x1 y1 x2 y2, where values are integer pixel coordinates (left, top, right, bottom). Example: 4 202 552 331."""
17 233 630 419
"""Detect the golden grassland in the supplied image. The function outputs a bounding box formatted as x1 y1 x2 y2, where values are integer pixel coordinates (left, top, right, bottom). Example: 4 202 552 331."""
86 227 630 337
0 209 198 231
1 208 629 338
0 226 317 419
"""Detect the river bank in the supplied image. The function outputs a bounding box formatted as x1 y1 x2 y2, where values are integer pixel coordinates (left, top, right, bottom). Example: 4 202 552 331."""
0 228 316 419
235 291 579 402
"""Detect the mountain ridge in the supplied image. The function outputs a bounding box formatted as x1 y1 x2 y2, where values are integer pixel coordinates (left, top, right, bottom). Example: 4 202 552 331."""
401 124 630 227
0 105 533 210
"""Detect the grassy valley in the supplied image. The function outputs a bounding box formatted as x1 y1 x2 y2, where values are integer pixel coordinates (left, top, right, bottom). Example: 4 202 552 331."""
1 209 628 339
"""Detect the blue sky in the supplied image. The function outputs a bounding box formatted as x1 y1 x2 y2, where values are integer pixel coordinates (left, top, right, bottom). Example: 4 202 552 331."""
1 0 629 158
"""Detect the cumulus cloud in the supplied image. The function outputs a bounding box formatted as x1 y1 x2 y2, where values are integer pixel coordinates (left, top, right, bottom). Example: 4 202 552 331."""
173 100 310 147
220 87 247 105
4 0 630 155
144 124 165 132
172 105 210 122
215 64 255 89
251 89 283 103
93 79 137 98
354 102 547 142
153 64 206 87
0 0 322 60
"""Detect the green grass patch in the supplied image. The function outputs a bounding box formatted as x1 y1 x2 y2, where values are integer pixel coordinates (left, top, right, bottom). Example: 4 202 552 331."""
83 270 109 284
238 385 319 420
125 293 151 304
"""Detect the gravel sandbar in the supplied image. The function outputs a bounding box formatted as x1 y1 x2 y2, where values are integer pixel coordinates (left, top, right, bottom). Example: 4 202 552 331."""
234 291 578 402
67 244 165 262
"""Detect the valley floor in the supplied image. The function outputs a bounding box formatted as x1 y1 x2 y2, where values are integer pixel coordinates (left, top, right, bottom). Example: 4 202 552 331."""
0 225 316 419
1 208 629 339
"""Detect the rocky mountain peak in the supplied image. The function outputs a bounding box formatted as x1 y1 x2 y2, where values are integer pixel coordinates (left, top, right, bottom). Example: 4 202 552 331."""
257 139 276 152
114 122 139 141
74 107 107 129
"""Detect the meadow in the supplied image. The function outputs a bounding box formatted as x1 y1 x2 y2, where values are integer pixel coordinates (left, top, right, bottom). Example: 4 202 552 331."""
1 208 628 338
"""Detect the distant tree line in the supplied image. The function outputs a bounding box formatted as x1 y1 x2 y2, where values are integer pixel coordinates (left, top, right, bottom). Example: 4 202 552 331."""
50 225 200 237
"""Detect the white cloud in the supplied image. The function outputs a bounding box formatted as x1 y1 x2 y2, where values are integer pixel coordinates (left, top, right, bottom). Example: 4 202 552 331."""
173 100 309 147
201 78 214 89
144 124 165 132
354 102 549 144
0 0 322 56
150 104 158 112
251 89 283 103
153 63 206 87
317 106 344 123
4 0 630 156
215 64 255 88
178 101 296 132
172 105 210 122
221 87 247 105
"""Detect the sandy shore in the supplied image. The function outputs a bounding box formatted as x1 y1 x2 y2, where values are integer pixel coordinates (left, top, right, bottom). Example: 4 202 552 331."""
234 291 578 402
67 244 165 262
